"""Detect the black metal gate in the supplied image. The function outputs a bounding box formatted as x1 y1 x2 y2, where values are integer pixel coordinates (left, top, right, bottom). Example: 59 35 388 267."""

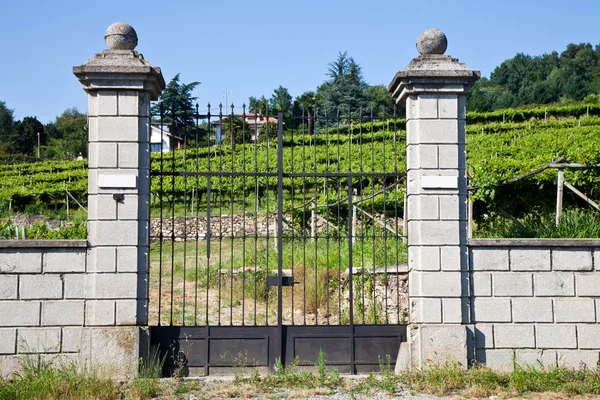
149 104 407 375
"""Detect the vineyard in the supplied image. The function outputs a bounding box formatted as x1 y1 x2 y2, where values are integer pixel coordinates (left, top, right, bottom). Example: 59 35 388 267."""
1 105 599 231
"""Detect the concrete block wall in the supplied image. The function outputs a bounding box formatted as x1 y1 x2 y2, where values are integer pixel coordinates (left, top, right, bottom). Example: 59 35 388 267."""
0 242 86 375
470 239 600 371
0 241 145 378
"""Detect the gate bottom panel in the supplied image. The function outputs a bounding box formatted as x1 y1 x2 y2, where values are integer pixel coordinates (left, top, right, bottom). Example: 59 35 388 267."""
150 325 406 376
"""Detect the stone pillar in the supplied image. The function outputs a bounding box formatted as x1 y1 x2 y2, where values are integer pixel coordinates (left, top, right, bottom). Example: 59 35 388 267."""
73 22 164 377
389 29 479 369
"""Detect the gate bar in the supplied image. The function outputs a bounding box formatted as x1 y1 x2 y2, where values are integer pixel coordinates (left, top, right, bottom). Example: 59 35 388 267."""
277 112 285 365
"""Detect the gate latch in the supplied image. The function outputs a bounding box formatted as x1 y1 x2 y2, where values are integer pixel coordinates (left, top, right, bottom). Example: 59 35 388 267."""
266 276 298 287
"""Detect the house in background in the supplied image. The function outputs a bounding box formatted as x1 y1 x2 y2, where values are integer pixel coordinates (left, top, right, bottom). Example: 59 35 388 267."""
150 123 184 152
212 114 279 143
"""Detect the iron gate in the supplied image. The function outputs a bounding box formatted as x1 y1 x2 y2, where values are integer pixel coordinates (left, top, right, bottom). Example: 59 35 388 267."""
149 104 407 375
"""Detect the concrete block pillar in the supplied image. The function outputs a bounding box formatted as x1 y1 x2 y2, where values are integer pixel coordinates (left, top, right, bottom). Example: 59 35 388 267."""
73 22 165 377
389 29 479 369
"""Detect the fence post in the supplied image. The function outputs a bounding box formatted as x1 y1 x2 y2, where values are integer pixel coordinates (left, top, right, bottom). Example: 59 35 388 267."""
388 29 479 370
556 168 564 226
73 22 165 377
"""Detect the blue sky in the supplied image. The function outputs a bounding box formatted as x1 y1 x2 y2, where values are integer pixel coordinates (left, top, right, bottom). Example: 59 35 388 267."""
1 0 600 123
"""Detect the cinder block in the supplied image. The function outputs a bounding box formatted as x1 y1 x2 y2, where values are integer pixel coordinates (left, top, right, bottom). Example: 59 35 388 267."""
554 299 595 323
438 94 458 119
409 271 462 298
441 246 462 271
473 298 511 322
552 249 593 271
408 220 460 246
475 324 493 349
20 275 62 300
516 350 557 370
534 273 574 297
536 325 576 349
116 300 138 325
92 273 138 299
0 251 42 273
96 116 140 142
0 329 16 354
118 143 139 168
418 119 460 144
116 194 140 220
0 275 17 299
43 250 86 273
88 116 99 142
41 301 84 326
408 246 440 272
577 325 600 349
63 274 85 299
17 328 61 353
458 96 466 120
118 91 139 116
470 248 509 271
117 247 139 272
494 324 535 348
417 94 438 119
62 327 83 352
85 300 115 326
442 298 463 323
88 247 117 272
477 349 514 372
556 350 600 369
438 145 459 169
88 93 98 117
438 195 460 220
472 272 492 296
595 250 600 269
88 221 139 246
493 273 532 297
88 143 117 168
0 302 40 326
511 249 551 271
575 273 600 296
414 325 467 367
410 298 441 323
408 195 439 220
0 355 24 379
512 298 553 323
97 91 118 116
88 195 117 220
139 92 150 118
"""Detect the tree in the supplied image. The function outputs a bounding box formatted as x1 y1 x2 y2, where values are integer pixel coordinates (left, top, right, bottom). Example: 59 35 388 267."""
269 86 293 126
318 51 367 112
296 91 318 135
248 95 269 115
0 101 15 155
42 108 87 158
220 116 246 150
13 117 43 155
151 73 200 139
366 85 395 116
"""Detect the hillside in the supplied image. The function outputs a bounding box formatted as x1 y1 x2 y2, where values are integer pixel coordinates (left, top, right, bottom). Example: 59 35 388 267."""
1 104 599 223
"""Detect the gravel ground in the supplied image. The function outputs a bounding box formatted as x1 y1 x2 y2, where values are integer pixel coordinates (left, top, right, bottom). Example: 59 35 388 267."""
155 376 448 400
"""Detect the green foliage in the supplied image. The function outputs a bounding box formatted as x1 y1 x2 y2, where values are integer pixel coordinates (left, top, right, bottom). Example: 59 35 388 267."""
43 108 88 158
468 41 600 111
151 73 200 140
13 116 43 156
475 208 600 239
399 362 600 397
318 51 368 112
0 357 118 400
0 219 87 240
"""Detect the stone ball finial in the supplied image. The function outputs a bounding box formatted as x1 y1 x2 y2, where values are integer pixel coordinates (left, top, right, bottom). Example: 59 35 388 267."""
105 22 138 51
416 28 447 55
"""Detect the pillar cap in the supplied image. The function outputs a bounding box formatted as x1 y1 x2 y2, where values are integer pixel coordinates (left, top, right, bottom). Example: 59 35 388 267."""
388 29 480 103
416 28 447 55
105 22 138 51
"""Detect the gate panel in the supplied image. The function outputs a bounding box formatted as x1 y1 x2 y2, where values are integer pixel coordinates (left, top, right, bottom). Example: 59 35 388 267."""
149 104 407 374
